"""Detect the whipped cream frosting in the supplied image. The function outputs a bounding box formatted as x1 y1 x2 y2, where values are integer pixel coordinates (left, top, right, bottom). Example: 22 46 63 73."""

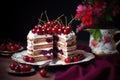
27 30 53 39
58 31 76 41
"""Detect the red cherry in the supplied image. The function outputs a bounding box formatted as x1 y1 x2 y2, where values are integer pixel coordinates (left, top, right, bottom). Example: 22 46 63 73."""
42 28 46 34
64 57 72 63
57 28 62 34
34 25 38 28
54 24 59 29
14 65 21 72
9 45 16 51
0 43 7 51
32 28 37 34
14 44 21 50
38 24 42 28
28 57 35 63
8 42 14 46
73 56 79 62
63 29 68 34
44 21 53 27
52 27 57 33
46 27 52 34
19 64 26 72
23 55 30 62
61 26 65 31
79 54 84 60
66 26 72 32
25 65 32 71
36 28 42 35
39 69 47 77
9 62 17 70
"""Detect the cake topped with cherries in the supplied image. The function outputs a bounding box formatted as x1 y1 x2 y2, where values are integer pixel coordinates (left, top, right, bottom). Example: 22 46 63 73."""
26 14 84 63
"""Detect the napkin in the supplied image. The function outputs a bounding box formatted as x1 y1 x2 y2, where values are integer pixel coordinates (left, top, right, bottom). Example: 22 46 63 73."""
55 45 120 80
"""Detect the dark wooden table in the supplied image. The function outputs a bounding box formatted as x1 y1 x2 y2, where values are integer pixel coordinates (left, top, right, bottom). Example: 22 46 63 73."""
1 40 119 80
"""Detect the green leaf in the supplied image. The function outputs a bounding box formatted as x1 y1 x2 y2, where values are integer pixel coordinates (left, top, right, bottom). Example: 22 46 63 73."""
105 14 112 21
86 29 95 34
93 29 102 41
87 0 95 5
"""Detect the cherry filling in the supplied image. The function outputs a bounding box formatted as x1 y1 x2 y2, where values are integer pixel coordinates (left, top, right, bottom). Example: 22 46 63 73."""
40 49 54 59
40 49 53 55
46 38 53 43
58 49 63 55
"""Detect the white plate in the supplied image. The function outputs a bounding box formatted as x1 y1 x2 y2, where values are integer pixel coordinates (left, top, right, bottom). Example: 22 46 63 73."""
0 46 24 56
49 50 95 66
11 50 95 66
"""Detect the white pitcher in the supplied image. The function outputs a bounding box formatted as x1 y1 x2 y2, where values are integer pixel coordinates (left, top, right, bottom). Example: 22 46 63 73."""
87 28 120 56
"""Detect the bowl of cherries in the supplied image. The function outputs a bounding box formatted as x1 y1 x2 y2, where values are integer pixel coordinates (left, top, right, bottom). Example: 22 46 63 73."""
7 61 35 75
0 41 24 56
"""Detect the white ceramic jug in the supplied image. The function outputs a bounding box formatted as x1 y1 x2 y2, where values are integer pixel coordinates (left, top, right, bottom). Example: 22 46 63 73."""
88 29 120 56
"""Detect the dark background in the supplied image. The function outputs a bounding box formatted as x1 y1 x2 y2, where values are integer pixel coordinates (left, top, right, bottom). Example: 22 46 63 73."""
1 0 120 44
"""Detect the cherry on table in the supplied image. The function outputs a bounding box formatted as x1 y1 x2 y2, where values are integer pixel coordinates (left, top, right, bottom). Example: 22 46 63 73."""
39 69 47 77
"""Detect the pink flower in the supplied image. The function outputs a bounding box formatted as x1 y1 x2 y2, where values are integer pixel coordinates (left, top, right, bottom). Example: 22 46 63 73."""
76 5 86 13
86 5 93 16
75 5 87 19
82 14 93 27
74 13 81 19
74 0 120 32
76 25 84 32
93 1 106 17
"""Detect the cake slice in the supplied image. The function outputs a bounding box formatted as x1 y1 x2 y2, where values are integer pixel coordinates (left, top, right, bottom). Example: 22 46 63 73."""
27 24 54 62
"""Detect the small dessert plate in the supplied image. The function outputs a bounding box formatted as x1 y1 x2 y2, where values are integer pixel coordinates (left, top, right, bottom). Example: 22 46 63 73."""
6 67 35 75
0 46 24 56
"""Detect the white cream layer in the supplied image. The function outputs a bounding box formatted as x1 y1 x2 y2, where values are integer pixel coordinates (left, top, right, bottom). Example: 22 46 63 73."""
57 38 76 46
27 47 53 54
58 45 76 51
58 50 77 58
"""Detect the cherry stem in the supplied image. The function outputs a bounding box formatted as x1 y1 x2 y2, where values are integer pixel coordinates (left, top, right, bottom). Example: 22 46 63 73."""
55 14 64 21
44 11 49 21
68 15 74 26
65 16 67 26
55 14 64 25
38 13 44 24
40 13 43 20
59 19 63 25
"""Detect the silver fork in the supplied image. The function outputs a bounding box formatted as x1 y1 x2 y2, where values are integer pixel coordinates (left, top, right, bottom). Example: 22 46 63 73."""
39 60 52 68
